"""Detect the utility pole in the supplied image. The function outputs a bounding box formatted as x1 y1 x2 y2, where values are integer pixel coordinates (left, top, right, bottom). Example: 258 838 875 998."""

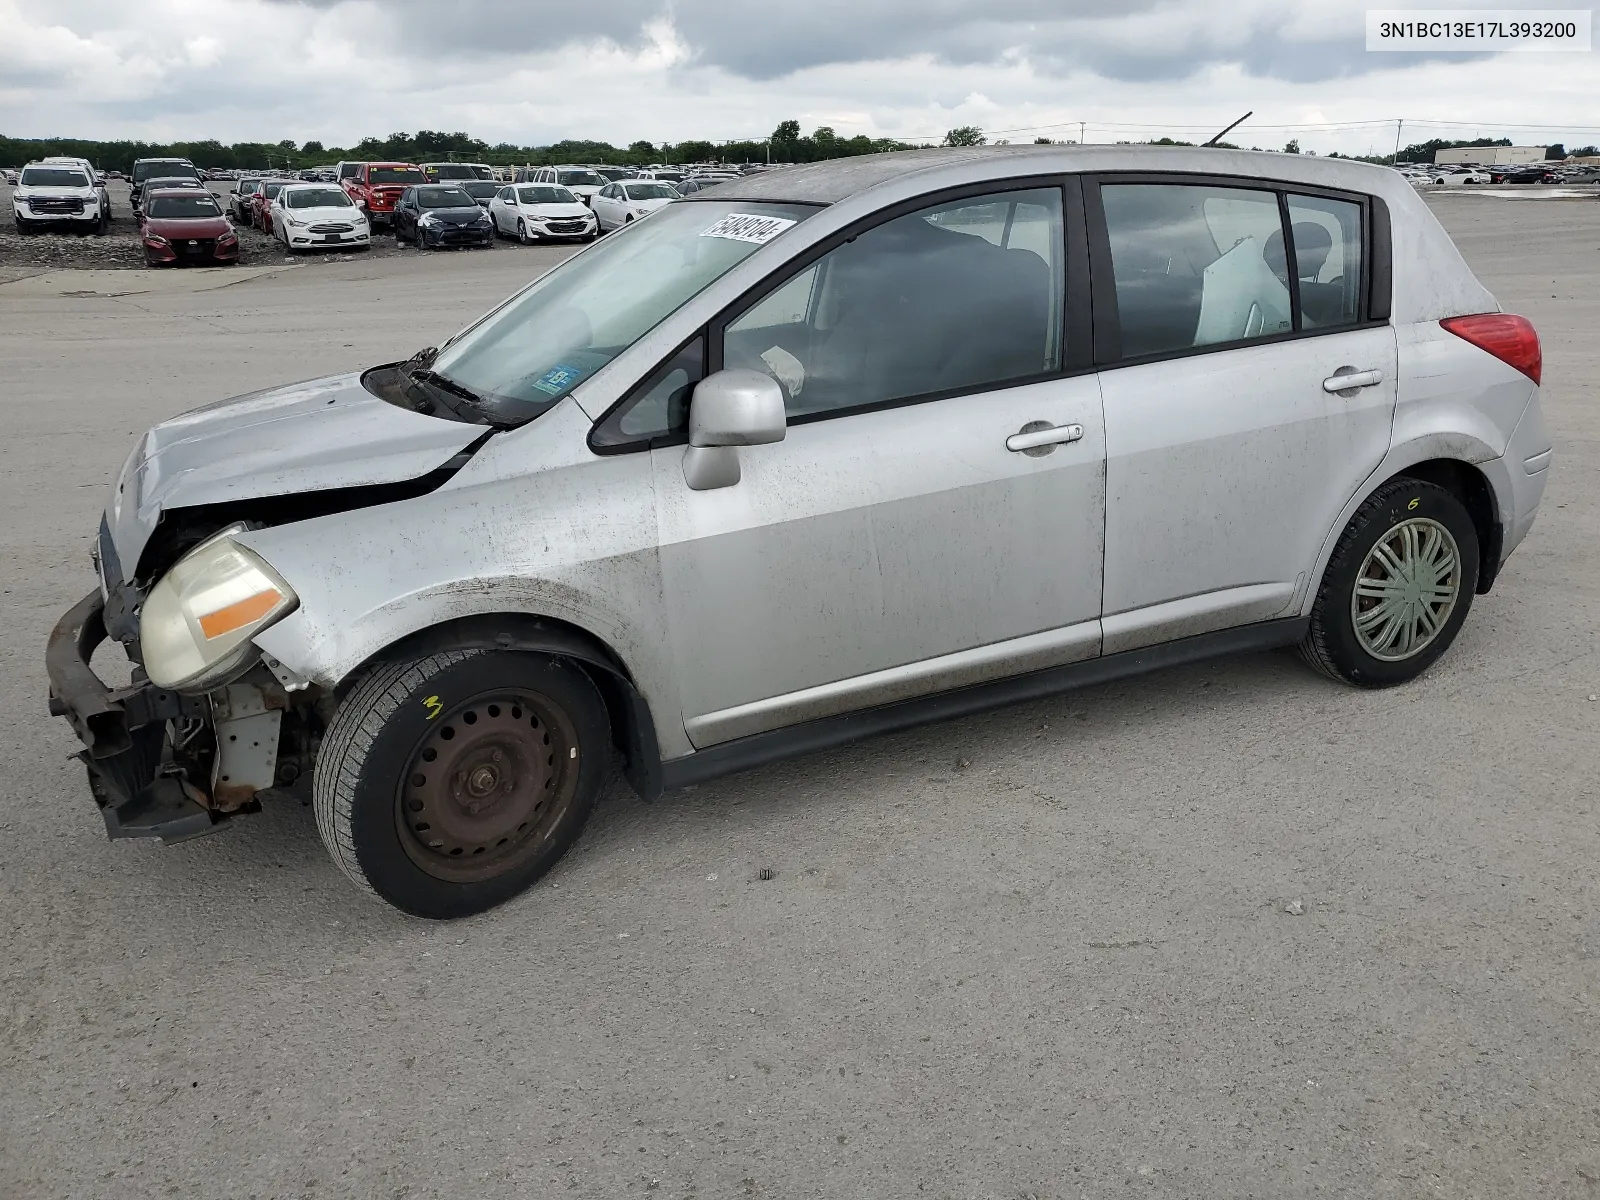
1391 118 1405 165
1079 120 1086 145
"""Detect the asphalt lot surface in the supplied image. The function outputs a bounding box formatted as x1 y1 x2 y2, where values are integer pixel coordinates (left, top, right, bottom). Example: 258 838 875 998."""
2 193 1597 1200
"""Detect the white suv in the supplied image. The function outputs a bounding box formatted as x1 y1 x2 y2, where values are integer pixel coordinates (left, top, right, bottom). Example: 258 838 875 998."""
12 160 107 233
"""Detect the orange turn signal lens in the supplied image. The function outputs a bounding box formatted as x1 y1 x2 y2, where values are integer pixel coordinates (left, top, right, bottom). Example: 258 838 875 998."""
197 589 283 640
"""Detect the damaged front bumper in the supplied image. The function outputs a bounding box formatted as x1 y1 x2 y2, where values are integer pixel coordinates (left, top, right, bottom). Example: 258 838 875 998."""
46 589 288 843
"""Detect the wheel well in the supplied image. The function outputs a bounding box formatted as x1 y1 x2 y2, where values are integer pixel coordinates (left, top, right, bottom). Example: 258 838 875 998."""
1393 459 1503 593
348 612 663 801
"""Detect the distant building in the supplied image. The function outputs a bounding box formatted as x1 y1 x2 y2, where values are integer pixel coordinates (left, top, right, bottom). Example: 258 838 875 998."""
1434 145 1548 165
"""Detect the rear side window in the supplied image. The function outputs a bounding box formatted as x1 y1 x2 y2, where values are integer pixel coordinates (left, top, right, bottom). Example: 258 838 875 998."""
720 187 1065 421
1101 184 1292 358
1286 195 1363 329
1098 180 1370 359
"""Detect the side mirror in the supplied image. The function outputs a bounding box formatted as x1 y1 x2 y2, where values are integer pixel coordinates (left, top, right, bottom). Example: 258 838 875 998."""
682 369 786 491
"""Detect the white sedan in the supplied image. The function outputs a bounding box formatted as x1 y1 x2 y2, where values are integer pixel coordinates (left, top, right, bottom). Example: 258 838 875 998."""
1435 169 1489 185
487 184 598 243
591 180 680 233
269 183 371 252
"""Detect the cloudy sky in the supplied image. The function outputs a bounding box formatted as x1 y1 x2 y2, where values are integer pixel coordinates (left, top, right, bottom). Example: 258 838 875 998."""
2 0 1598 154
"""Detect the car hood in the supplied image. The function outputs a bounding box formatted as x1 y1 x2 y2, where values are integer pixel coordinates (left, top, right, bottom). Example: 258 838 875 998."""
525 203 590 218
104 371 485 583
18 185 96 199
286 204 363 222
422 206 488 224
142 215 232 239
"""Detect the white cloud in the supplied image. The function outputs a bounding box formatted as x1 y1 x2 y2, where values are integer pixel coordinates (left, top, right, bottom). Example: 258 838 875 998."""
0 0 1597 155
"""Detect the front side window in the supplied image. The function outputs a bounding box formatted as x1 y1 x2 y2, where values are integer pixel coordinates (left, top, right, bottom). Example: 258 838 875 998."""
428 201 817 425
287 187 353 209
147 195 222 218
1286 194 1363 328
1101 183 1294 359
720 187 1064 421
625 183 679 201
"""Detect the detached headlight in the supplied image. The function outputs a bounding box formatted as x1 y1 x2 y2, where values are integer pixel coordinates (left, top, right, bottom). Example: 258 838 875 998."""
140 527 298 692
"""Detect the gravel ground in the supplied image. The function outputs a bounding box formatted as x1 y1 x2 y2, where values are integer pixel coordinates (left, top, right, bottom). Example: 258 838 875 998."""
0 180 554 272
0 192 1597 1200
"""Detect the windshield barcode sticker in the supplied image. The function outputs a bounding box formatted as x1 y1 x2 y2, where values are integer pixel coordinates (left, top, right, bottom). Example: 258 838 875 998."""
699 213 797 244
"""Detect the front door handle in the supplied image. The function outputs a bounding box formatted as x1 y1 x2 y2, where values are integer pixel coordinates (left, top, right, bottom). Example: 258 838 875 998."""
1007 421 1084 455
1322 367 1384 394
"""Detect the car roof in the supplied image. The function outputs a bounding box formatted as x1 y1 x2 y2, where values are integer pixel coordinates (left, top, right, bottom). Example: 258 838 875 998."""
696 144 1418 206
145 187 217 197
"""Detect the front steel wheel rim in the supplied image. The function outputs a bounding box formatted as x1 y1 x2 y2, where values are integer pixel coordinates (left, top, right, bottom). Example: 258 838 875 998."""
1350 516 1462 661
396 689 581 883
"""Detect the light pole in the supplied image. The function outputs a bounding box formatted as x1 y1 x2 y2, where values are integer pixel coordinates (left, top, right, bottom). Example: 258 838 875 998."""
1391 118 1404 165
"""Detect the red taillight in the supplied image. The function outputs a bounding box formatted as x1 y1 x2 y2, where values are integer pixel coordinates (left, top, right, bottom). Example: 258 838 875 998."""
1440 313 1541 385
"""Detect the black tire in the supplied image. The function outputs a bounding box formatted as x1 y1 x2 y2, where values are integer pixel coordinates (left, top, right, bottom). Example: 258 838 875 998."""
1300 478 1479 688
313 648 609 918
517 218 532 245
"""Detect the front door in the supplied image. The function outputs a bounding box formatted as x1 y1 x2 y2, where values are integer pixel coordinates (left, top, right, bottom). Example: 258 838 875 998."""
1089 178 1398 652
651 185 1108 748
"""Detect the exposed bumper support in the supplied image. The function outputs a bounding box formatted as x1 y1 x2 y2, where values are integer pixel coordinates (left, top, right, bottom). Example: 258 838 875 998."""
46 589 226 843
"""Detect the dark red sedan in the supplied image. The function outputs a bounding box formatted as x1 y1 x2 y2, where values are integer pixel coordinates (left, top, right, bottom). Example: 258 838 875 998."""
250 179 296 232
140 189 240 267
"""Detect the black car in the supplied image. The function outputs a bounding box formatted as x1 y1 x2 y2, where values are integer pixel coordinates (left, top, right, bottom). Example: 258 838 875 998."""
459 180 501 209
392 185 495 248
230 177 263 223
130 157 199 209
134 176 206 216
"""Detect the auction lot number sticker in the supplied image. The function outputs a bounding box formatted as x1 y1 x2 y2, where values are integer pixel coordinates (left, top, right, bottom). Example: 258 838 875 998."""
1366 9 1591 50
700 213 798 244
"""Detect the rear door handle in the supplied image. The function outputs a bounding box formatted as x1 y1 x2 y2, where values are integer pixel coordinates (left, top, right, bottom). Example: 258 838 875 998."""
1007 422 1084 453
1322 367 1384 393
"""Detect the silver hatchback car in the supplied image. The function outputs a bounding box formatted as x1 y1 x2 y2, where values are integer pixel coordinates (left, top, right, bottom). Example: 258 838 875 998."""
48 147 1551 917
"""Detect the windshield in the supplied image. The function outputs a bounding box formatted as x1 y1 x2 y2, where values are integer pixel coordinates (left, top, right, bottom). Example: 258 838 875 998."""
557 170 603 187
287 187 353 209
20 168 89 187
147 195 222 218
625 182 679 200
261 181 288 198
134 161 196 183
462 181 500 198
418 187 477 209
371 167 426 185
427 164 477 180
148 178 201 190
430 201 816 424
517 185 575 204
238 179 261 194
650 171 685 181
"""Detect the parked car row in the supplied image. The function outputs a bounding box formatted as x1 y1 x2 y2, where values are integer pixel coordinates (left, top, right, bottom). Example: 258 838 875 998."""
1399 162 1600 187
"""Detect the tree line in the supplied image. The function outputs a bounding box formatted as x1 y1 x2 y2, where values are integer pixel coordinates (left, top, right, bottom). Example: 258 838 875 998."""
16 123 1582 174
0 123 934 174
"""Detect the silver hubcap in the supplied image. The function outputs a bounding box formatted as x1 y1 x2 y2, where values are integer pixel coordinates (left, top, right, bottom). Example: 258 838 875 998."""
1351 516 1461 661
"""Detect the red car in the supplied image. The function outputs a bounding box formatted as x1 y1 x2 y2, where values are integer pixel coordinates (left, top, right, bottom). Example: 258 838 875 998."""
343 162 427 228
140 188 239 267
250 179 296 232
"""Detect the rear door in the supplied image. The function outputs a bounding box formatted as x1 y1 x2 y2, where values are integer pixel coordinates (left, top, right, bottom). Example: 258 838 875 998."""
640 183 1107 747
1086 175 1397 652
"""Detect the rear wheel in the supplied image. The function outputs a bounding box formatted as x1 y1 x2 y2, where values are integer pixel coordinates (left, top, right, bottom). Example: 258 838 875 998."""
1300 479 1479 688
314 648 609 918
